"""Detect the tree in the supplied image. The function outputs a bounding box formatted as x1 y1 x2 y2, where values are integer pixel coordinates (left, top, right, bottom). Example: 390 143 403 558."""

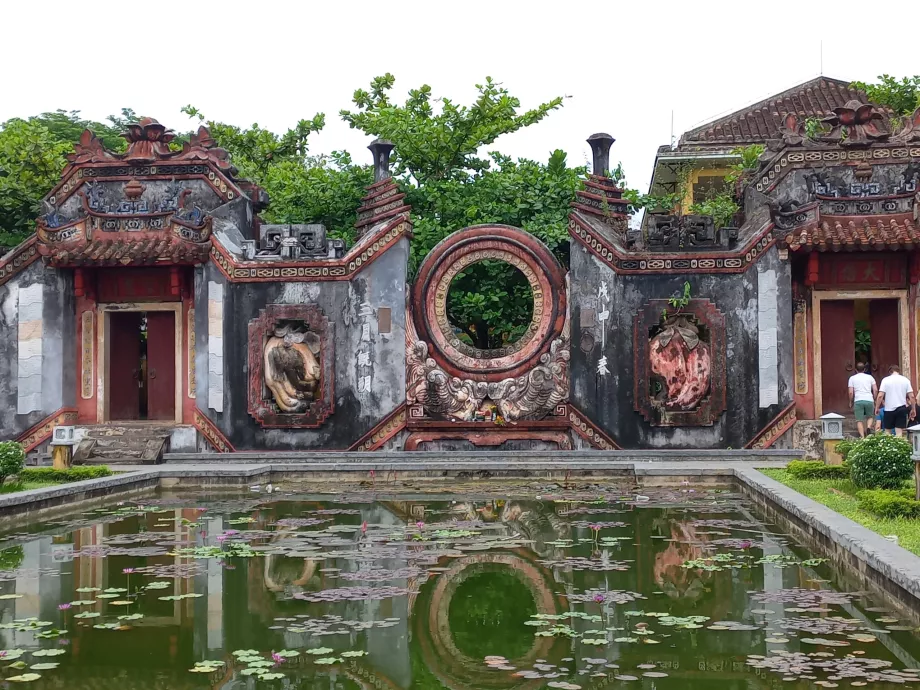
851 75 920 115
340 74 564 183
0 109 140 248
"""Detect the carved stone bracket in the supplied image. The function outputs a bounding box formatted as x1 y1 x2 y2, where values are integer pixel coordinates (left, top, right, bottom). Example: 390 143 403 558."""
633 299 726 427
247 304 334 428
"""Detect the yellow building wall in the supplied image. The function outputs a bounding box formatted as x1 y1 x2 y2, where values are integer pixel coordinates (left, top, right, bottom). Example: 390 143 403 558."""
680 167 734 214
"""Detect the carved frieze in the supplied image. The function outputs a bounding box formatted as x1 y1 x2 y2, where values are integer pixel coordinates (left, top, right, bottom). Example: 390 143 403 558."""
406 320 569 423
634 299 726 426
248 304 334 428
634 214 737 251
241 224 345 261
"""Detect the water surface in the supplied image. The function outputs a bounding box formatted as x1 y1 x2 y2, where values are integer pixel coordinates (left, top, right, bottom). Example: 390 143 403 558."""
1 482 919 689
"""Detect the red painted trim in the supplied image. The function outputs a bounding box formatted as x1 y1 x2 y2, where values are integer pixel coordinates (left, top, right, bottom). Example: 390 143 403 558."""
348 405 408 451
0 237 40 288
745 402 797 449
193 410 235 453
17 408 79 452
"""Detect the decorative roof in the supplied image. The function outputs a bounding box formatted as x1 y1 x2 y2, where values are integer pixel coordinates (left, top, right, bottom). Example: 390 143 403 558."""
782 214 920 252
41 234 211 266
680 77 873 147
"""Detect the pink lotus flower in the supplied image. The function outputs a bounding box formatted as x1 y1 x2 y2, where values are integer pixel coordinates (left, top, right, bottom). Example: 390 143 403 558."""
416 521 424 530
593 594 606 604
58 603 72 611
361 521 367 534
271 652 285 665
122 568 136 575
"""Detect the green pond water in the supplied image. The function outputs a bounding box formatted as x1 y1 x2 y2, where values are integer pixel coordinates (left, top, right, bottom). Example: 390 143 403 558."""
1 482 920 689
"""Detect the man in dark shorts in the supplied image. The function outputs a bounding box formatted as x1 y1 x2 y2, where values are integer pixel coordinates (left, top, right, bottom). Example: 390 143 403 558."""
875 365 917 436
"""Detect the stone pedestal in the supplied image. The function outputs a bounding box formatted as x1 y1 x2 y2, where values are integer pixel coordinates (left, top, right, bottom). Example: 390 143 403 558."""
51 444 72 471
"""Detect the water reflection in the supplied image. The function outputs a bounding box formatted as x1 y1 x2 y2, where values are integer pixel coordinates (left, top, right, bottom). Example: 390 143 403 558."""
0 490 917 689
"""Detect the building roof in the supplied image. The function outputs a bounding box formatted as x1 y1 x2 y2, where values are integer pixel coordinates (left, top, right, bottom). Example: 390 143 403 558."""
782 214 920 252
680 77 869 147
39 235 211 266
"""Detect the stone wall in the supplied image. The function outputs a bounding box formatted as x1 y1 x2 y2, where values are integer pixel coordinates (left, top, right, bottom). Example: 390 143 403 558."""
569 243 793 448
0 261 75 440
194 237 409 450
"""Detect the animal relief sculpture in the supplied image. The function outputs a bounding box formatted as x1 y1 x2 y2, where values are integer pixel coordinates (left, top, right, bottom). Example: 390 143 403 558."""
264 323 321 413
649 315 711 410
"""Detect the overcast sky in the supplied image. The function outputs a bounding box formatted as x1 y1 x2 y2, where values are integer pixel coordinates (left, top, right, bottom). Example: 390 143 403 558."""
2 0 915 192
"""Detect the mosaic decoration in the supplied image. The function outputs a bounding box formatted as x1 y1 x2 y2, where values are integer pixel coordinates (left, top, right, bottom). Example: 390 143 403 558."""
567 404 621 450
209 218 409 283
348 405 407 451
247 304 334 428
569 216 776 276
81 311 94 400
411 225 567 380
744 402 797 449
634 299 727 427
192 409 234 453
16 408 78 452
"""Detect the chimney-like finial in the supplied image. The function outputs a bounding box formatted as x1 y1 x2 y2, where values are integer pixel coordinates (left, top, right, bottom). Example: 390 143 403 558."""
368 139 395 182
587 133 615 177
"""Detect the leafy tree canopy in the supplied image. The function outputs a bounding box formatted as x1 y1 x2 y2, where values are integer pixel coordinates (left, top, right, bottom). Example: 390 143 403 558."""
851 75 920 116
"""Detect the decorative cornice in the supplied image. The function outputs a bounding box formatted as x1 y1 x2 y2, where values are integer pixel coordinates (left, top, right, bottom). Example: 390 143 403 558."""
0 237 39 288
569 215 776 275
16 407 78 452
193 409 235 453
210 216 410 282
744 402 796 449
348 404 407 451
754 145 920 195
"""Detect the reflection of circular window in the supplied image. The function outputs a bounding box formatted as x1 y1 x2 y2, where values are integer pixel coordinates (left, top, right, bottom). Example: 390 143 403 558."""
447 567 537 660
445 259 536 352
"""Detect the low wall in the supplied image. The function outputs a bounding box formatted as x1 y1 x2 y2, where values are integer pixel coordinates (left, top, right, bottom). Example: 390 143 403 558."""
735 467 920 623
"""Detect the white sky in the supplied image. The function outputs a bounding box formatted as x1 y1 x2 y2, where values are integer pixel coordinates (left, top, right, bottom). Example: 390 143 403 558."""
2 0 916 193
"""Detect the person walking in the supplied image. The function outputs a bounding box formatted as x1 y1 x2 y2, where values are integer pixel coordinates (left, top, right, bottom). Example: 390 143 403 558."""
848 362 877 437
875 364 917 437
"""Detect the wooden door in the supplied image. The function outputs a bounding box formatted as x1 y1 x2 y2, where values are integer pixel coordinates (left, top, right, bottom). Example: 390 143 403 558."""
108 312 141 420
146 312 176 421
870 299 900 380
820 300 855 415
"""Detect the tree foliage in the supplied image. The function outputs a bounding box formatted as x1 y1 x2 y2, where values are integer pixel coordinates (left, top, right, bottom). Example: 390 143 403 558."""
851 75 920 116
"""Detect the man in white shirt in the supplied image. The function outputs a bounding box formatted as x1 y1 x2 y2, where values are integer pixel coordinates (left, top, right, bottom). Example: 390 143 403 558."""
875 364 917 436
848 362 877 437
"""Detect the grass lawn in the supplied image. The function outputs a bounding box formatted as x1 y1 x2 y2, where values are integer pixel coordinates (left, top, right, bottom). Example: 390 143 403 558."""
760 469 920 556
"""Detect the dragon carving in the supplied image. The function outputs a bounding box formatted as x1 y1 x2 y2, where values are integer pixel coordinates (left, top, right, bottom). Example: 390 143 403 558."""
406 319 570 422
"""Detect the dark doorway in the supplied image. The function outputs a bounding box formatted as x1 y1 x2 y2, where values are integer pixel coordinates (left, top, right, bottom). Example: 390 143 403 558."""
107 311 175 421
820 298 902 415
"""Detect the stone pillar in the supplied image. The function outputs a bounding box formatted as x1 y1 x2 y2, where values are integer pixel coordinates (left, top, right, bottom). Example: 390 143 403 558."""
821 413 845 465
586 133 615 177
368 139 395 183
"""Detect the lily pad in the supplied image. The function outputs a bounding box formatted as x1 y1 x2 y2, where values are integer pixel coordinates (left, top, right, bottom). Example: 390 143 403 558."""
7 674 41 682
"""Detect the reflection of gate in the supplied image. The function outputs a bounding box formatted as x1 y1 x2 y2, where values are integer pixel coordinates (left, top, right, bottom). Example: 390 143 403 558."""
405 224 572 450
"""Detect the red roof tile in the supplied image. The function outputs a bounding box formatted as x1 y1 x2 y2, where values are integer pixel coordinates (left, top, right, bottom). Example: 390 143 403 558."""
41 236 210 266
681 77 872 146
783 215 920 252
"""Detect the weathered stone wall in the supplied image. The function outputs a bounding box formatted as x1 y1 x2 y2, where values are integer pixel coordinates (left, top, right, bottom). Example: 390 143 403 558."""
569 243 793 448
0 261 75 440
194 238 409 450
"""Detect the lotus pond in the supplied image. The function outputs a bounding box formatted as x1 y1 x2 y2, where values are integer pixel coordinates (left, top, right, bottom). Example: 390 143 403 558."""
1 481 920 689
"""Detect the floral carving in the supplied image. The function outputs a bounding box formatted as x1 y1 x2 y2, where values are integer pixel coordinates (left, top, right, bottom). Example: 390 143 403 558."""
818 100 889 146
649 315 711 410
123 118 177 162
407 318 569 422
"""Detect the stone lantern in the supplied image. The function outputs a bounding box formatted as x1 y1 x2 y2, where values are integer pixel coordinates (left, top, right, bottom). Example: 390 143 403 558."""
50 425 76 470
820 413 845 465
908 424 920 499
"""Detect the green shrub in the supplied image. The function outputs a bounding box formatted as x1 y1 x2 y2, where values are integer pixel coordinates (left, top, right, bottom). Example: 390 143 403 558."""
787 460 850 480
849 434 914 489
835 438 859 461
0 546 24 571
0 441 25 484
18 466 112 483
857 488 920 518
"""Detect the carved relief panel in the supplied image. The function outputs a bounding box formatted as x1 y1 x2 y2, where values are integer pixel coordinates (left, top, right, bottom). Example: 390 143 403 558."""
634 299 726 426
248 304 334 428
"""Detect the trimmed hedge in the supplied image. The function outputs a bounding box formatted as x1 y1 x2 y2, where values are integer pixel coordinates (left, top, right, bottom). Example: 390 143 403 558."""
849 434 914 489
835 438 859 462
18 466 112 482
856 488 920 519
786 460 850 480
